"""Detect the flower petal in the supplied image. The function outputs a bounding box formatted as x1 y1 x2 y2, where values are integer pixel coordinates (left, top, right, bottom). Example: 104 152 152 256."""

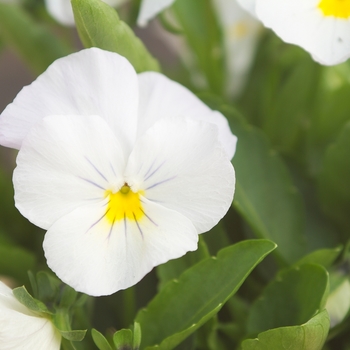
236 0 257 16
125 118 235 234
255 0 350 65
14 114 125 229
213 0 261 96
137 71 237 159
0 48 138 154
137 0 176 26
43 197 198 296
45 0 129 26
44 0 75 26
0 282 61 350
0 312 60 350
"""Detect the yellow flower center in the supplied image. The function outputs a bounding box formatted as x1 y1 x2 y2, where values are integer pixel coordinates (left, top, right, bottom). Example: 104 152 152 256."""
105 184 144 223
318 0 350 18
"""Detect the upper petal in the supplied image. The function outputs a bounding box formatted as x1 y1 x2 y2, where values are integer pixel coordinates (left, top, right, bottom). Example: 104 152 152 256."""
0 48 139 154
14 114 126 230
137 0 176 26
43 197 198 296
137 72 237 159
125 118 235 234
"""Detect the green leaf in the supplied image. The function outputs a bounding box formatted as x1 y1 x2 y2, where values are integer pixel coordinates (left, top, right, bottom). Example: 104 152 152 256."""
0 3 71 74
60 330 87 342
293 246 342 269
133 322 142 350
318 121 350 234
172 0 225 94
113 329 133 350
13 286 49 314
71 0 160 73
157 236 210 289
247 264 329 334
136 239 276 349
242 309 330 350
224 106 307 264
92 329 113 350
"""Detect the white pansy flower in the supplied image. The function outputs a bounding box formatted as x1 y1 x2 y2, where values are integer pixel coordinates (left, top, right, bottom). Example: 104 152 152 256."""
137 0 261 97
44 0 127 26
0 48 236 296
237 0 350 65
0 281 61 349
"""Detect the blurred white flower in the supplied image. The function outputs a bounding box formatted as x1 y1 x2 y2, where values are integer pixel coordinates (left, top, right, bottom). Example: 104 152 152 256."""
137 0 261 97
237 0 350 65
44 0 127 26
0 48 236 296
0 281 61 350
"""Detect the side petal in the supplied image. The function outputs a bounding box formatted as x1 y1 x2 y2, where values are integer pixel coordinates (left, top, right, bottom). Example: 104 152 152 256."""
0 311 61 350
14 115 125 230
137 71 237 159
255 0 350 65
0 48 138 154
137 0 176 26
0 282 61 350
44 0 75 26
125 118 235 234
43 198 198 296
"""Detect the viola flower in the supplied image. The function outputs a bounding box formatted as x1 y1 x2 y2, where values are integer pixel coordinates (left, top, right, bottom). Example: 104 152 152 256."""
0 281 61 349
237 0 350 65
0 48 236 296
44 0 127 26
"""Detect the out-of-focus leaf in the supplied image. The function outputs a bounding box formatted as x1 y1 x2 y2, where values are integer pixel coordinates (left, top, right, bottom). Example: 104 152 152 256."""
0 244 36 282
318 121 350 234
239 34 321 156
172 0 225 94
247 264 329 334
0 3 71 74
157 236 210 289
221 105 307 264
242 309 330 350
71 0 160 73
136 239 276 349
294 247 342 269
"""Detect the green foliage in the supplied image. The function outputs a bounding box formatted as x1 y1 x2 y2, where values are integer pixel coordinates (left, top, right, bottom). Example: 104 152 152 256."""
71 0 160 73
13 285 50 314
242 310 330 350
92 329 113 350
0 3 71 74
318 121 350 234
247 264 329 334
223 106 307 264
136 240 276 349
0 243 36 283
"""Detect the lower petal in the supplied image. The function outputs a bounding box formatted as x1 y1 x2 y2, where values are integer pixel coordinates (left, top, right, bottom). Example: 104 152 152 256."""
43 198 198 296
